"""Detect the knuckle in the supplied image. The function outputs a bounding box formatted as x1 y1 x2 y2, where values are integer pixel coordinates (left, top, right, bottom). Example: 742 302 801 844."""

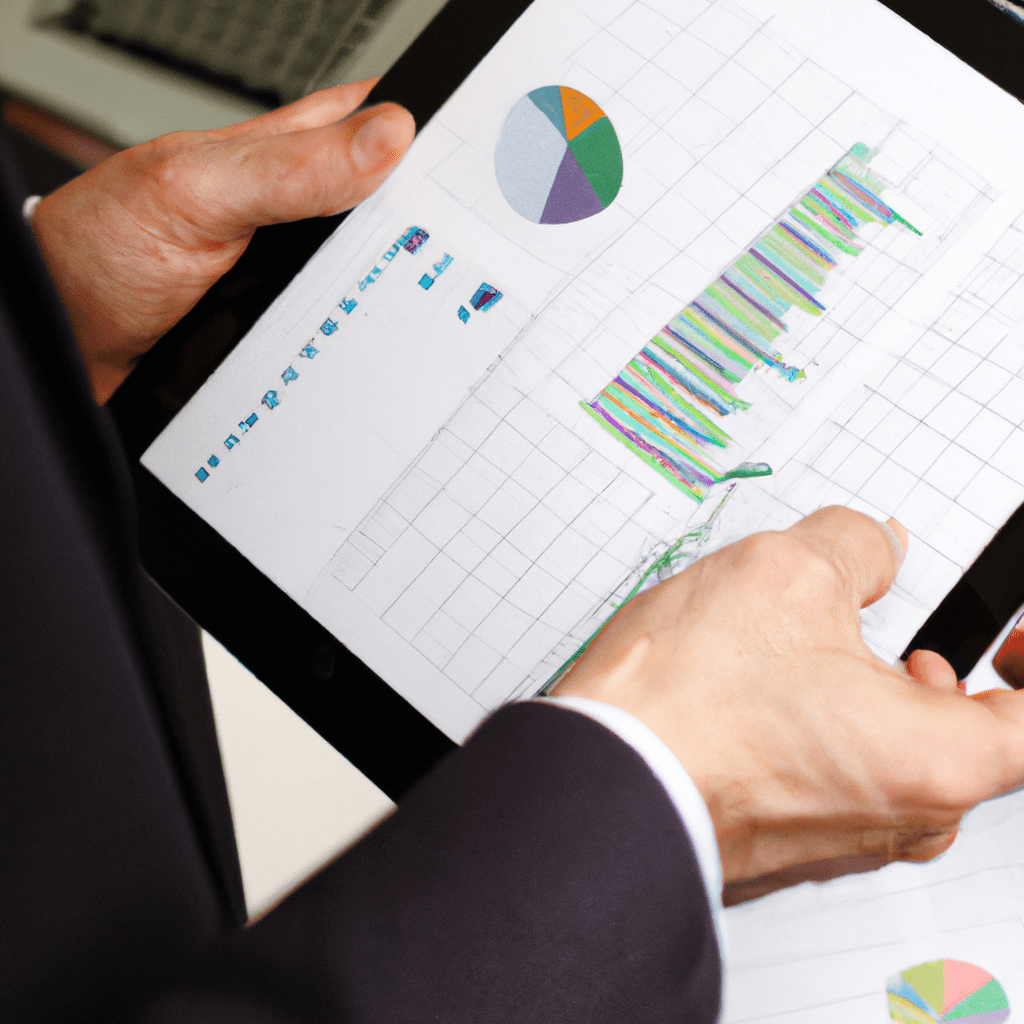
896 826 960 863
737 531 838 596
891 757 977 836
139 131 213 190
735 530 791 567
137 135 188 189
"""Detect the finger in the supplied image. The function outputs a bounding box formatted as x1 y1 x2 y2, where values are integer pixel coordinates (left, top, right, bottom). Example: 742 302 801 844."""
215 80 380 139
785 507 906 609
898 828 958 863
905 649 960 692
900 687 1024 813
195 102 416 236
722 853 888 905
993 622 1024 689
966 688 1024 794
884 517 908 568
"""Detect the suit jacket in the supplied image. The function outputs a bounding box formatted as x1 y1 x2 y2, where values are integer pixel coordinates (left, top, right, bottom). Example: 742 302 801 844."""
0 133 721 1024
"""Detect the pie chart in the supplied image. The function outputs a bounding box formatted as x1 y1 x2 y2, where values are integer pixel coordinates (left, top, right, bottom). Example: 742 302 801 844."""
886 960 1010 1022
495 85 623 225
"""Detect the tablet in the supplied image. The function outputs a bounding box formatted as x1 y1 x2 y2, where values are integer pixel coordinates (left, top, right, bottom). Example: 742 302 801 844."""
111 0 1024 799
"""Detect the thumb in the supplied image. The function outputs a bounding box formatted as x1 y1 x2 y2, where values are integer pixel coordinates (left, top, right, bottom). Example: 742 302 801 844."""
344 103 416 179
905 649 961 692
187 102 416 239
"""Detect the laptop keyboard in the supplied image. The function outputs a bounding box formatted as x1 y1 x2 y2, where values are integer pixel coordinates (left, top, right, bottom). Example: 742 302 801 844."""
58 0 394 103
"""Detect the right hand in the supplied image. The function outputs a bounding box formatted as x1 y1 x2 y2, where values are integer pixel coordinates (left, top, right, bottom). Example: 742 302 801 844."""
553 506 1024 899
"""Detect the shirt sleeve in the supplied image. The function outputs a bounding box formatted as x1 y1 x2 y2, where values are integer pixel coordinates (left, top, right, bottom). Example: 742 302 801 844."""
540 695 725 957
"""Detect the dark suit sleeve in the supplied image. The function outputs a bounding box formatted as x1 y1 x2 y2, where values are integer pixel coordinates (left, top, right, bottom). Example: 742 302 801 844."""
139 700 721 1024
0 132 719 1024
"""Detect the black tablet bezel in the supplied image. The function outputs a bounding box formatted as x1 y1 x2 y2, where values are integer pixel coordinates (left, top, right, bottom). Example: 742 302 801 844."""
109 0 1024 802
109 0 538 800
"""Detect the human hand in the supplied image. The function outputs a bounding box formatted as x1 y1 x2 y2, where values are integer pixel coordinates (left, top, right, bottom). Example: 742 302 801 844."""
553 507 1024 899
31 80 415 403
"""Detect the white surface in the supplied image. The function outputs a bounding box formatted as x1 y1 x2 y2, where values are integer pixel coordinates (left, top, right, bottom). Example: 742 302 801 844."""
146 0 1024 746
202 630 394 919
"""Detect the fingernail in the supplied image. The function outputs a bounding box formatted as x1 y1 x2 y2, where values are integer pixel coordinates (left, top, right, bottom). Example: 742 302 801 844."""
352 109 403 174
881 518 906 568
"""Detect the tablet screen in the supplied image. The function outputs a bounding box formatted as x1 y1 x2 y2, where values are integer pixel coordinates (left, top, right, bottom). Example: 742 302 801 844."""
141 0 1024 743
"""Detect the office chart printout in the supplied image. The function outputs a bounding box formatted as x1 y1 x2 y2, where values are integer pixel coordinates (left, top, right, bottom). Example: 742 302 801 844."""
141 0 1024 1016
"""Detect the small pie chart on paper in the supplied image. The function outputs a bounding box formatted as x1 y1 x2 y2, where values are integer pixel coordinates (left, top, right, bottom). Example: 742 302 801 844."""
886 959 1010 1023
495 86 623 224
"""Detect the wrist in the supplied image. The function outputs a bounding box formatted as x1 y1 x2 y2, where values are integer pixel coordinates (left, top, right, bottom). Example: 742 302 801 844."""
30 188 147 403
552 632 770 884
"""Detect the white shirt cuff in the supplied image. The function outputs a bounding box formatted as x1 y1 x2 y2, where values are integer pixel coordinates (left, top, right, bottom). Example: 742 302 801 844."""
538 694 726 960
22 195 42 223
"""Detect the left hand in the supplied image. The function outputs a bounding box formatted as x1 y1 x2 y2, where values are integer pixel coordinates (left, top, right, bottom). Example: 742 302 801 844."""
31 80 415 403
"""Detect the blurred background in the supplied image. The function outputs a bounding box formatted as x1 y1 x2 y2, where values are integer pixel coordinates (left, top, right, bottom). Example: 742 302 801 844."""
1 0 449 154
0 0 466 921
